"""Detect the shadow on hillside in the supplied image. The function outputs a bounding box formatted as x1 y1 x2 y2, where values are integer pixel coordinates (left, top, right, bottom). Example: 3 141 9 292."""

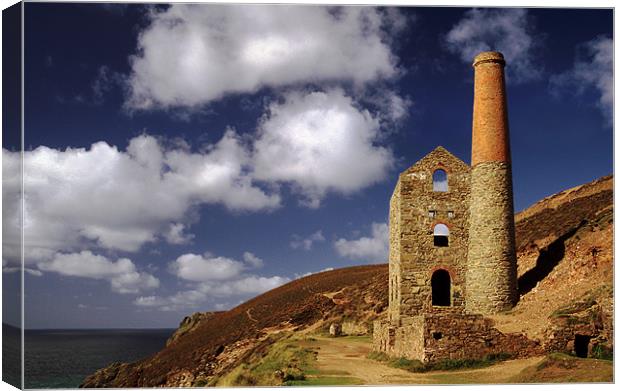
518 224 583 296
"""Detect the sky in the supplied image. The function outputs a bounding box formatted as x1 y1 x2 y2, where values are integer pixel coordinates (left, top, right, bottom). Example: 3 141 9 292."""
1 2 613 329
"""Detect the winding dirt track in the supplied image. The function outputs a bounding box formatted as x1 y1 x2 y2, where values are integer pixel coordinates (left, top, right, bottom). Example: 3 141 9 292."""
307 336 544 385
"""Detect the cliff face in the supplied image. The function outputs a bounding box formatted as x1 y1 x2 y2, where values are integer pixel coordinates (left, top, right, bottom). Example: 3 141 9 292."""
81 175 613 388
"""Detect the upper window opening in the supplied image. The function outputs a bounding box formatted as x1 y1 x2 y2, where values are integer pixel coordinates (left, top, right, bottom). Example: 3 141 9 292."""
428 210 436 218
433 169 448 192
434 224 449 247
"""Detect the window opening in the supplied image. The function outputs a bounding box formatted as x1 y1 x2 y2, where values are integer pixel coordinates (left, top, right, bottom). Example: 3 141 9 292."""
433 224 449 247
433 169 448 192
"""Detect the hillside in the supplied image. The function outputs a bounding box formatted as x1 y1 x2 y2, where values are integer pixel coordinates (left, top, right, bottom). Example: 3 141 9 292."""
81 175 613 387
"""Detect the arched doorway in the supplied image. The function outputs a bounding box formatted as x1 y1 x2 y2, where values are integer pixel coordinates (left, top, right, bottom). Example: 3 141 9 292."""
431 269 451 306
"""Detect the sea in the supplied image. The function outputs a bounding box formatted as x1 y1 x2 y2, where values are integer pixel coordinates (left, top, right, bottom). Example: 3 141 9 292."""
4 324 175 389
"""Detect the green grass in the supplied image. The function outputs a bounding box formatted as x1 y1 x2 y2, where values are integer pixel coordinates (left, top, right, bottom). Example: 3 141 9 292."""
367 351 512 373
216 333 369 387
340 334 372 342
389 357 426 372
367 351 390 361
285 376 365 386
214 333 317 386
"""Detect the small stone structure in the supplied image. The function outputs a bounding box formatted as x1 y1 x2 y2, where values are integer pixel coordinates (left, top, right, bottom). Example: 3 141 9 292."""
329 323 342 337
374 52 527 363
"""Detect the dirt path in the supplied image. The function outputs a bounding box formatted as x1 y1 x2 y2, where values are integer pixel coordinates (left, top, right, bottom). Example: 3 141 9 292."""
307 336 544 385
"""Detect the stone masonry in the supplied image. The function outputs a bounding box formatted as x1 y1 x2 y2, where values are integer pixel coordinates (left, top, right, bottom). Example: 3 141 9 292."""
373 51 524 363
388 146 471 324
466 51 518 313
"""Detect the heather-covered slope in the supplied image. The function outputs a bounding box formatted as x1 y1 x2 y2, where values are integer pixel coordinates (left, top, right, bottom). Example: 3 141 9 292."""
81 175 613 387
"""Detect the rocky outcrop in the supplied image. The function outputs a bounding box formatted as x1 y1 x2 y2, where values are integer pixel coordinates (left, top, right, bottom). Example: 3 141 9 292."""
166 312 219 347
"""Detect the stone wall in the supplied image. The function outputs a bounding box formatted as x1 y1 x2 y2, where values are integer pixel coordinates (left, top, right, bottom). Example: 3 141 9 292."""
341 321 368 336
466 161 518 314
389 146 470 321
373 320 396 355
420 313 542 363
374 314 543 363
388 181 402 322
544 304 614 357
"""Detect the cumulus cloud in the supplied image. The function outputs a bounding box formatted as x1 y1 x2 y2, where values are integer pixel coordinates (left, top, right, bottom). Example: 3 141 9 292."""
125 4 402 110
136 251 288 311
444 8 542 83
243 252 264 268
163 223 195 245
253 89 394 207
290 230 326 251
198 275 289 297
2 131 279 265
334 222 389 263
3 89 395 267
169 253 246 282
2 260 43 277
37 251 159 294
134 290 207 312
550 35 613 126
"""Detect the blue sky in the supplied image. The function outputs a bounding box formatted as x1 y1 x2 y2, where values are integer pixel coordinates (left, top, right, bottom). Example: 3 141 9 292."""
2 3 613 328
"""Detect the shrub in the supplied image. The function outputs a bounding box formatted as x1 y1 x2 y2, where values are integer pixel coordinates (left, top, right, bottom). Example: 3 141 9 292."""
591 344 613 361
389 357 426 373
367 351 390 362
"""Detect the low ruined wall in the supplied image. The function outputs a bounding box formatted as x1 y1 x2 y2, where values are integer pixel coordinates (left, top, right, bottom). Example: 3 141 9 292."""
373 320 395 356
393 317 425 360
342 321 368 336
421 313 542 363
544 308 613 357
374 313 543 363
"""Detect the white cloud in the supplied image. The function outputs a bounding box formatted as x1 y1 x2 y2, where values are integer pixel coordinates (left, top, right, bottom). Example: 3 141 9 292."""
334 222 388 263
165 129 281 211
136 251 289 311
125 5 402 110
37 251 159 294
2 264 43 277
2 131 279 265
294 267 334 279
290 230 326 251
164 223 195 245
169 253 246 282
134 290 208 312
242 252 264 268
550 35 612 126
252 89 394 207
198 275 289 297
444 8 541 83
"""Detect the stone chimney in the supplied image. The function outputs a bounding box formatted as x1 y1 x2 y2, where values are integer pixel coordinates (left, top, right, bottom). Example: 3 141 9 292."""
466 51 518 314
